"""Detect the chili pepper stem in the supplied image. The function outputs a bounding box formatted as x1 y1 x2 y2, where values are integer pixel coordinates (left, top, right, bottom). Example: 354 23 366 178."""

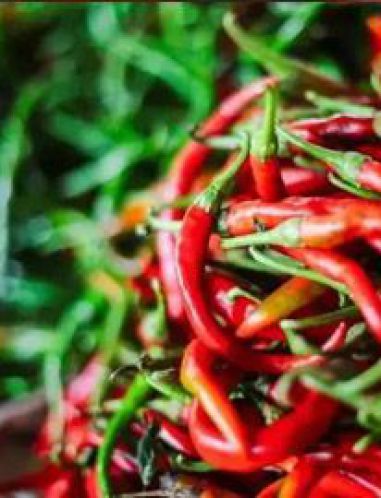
278 126 366 183
249 247 348 294
195 132 249 212
253 86 278 161
305 91 376 116
222 218 301 248
281 306 359 331
97 374 151 498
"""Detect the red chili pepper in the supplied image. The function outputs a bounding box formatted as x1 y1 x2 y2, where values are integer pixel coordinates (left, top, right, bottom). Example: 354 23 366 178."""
279 127 381 195
176 138 326 374
181 339 337 473
309 471 381 498
189 388 337 472
281 166 329 196
250 85 285 201
257 479 285 498
368 16 381 67
181 340 250 460
157 76 277 325
223 196 381 252
357 144 381 162
288 115 376 143
224 210 381 250
143 408 198 458
236 277 325 339
205 269 284 341
284 248 381 344
236 158 329 197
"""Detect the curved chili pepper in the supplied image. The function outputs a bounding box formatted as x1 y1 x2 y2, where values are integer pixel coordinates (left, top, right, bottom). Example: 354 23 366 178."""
277 455 329 498
181 339 337 473
205 269 284 341
281 166 329 196
143 408 198 458
250 86 285 201
279 127 381 194
176 138 326 374
257 479 285 498
96 374 151 498
223 210 381 250
309 471 381 498
157 76 277 325
180 339 250 460
284 248 381 344
223 196 381 252
189 388 337 472
288 115 376 143
236 277 325 339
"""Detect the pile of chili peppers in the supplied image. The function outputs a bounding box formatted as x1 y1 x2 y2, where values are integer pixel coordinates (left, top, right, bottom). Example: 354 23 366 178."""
6 12 381 498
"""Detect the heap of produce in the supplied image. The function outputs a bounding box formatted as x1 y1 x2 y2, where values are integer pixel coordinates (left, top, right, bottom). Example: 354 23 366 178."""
3 6 381 498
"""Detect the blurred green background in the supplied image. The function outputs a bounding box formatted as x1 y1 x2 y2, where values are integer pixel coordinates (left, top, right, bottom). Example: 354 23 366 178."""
0 1 380 405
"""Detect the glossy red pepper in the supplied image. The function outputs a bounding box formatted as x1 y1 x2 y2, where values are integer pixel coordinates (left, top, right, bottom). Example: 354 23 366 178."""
205 269 284 341
284 248 381 344
144 408 198 458
189 388 337 472
223 196 381 251
279 127 381 195
288 115 376 143
176 139 328 373
157 76 277 325
181 340 249 460
250 85 285 201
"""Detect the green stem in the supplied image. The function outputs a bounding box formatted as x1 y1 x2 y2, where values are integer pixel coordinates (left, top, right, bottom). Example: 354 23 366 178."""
196 132 249 212
92 289 130 410
338 359 381 395
278 127 366 183
222 218 301 249
214 250 280 274
301 373 360 409
283 327 319 355
226 287 261 304
249 247 348 295
44 291 102 458
254 86 278 160
305 91 376 117
302 361 381 412
281 306 359 331
147 215 181 232
328 173 381 200
144 371 191 405
171 454 214 472
353 433 379 454
97 374 152 498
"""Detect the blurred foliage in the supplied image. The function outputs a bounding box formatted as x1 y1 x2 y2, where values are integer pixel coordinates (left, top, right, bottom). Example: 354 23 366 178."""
0 1 380 401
